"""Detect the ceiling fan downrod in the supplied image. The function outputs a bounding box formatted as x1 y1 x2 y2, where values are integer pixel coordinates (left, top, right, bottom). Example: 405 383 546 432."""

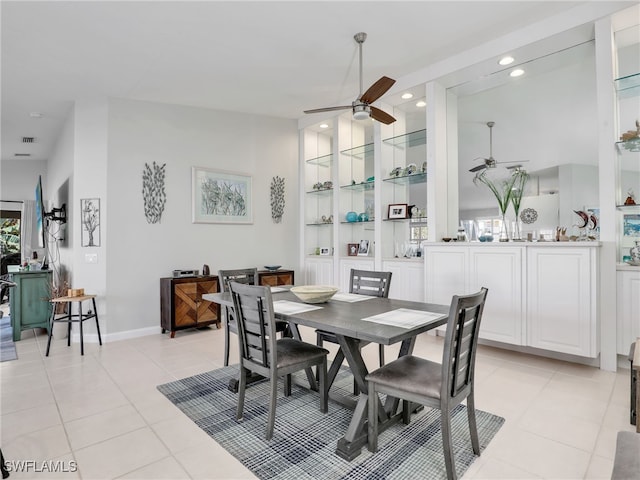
354 32 367 99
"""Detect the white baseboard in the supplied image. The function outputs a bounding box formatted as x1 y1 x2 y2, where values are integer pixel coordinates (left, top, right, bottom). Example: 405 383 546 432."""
70 326 161 344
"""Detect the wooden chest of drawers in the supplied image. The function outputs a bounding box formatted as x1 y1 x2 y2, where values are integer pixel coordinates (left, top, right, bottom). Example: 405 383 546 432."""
257 269 294 287
160 276 221 338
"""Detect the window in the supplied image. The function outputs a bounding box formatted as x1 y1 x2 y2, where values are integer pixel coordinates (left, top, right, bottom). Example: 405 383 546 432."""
0 210 21 255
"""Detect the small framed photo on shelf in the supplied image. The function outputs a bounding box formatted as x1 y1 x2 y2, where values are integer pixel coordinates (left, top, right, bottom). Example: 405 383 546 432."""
347 243 359 256
319 247 331 256
357 240 370 256
388 203 408 219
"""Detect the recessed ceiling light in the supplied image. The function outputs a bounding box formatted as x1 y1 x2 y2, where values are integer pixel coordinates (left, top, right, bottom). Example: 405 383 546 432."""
498 56 514 66
415 100 426 108
510 69 525 77
401 93 413 100
319 123 329 129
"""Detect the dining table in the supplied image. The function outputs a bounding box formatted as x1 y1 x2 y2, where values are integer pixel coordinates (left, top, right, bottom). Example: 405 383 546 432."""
204 287 449 461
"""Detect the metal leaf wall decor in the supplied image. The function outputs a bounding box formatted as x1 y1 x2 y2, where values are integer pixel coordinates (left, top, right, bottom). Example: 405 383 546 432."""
142 162 167 224
270 176 285 223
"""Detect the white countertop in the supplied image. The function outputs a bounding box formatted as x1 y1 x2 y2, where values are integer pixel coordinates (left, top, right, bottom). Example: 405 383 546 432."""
427 241 602 247
617 263 640 271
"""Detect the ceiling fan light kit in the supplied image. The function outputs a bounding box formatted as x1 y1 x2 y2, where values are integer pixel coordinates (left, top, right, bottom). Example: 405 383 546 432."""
304 32 396 125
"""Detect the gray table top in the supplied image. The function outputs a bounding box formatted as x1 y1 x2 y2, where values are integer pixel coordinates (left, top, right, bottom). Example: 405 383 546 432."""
204 290 449 345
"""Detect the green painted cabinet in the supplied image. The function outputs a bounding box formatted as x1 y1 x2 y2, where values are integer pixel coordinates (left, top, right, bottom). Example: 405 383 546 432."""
9 270 53 341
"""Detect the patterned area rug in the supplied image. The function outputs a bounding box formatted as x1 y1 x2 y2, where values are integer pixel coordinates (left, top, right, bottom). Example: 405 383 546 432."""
0 316 18 362
158 365 504 479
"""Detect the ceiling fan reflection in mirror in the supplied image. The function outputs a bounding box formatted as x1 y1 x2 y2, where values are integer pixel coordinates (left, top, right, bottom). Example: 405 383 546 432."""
469 121 529 173
304 32 396 125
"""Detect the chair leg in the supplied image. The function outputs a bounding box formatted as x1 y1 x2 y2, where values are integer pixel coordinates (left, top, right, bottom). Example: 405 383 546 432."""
223 311 231 367
466 392 481 455
441 411 457 480
92 298 102 346
319 357 328 413
316 333 323 381
266 375 278 440
367 380 378 452
45 309 55 357
236 367 247 420
402 400 411 424
379 344 385 366
284 374 292 396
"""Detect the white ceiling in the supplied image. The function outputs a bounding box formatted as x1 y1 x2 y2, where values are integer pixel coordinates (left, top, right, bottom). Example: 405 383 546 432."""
0 1 626 162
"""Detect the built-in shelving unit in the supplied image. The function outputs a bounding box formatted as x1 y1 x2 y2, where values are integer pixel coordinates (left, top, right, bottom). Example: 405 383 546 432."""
382 129 426 149
382 172 427 185
614 71 640 98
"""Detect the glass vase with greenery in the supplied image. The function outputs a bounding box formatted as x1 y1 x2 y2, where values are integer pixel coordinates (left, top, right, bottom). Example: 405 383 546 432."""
509 169 529 241
473 169 523 242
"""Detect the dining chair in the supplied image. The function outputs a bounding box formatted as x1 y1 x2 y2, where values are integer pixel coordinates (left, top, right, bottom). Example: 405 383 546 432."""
316 269 392 393
366 287 488 480
229 281 329 440
218 268 289 366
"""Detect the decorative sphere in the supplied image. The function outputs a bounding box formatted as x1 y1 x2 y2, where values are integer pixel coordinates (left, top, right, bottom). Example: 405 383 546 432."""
346 211 358 222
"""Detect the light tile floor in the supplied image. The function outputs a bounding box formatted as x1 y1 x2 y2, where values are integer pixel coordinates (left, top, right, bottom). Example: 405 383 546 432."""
0 320 636 479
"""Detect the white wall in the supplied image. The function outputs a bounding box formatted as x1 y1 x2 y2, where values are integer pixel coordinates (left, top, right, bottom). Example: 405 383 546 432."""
106 98 298 335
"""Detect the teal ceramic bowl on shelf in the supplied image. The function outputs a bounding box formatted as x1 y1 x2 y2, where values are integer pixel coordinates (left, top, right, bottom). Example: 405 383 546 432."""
345 211 358 222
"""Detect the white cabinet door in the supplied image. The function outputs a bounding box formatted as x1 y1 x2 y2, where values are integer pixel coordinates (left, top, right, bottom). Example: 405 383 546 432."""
527 247 598 357
339 258 374 292
469 247 524 345
617 270 640 355
424 246 468 304
304 257 333 286
382 260 425 302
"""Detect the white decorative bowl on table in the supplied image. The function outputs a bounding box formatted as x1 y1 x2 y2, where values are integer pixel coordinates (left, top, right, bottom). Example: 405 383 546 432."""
290 285 339 304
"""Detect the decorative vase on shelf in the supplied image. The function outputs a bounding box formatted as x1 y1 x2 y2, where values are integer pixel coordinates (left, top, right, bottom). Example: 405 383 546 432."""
499 213 509 242
631 240 640 263
345 211 358 223
511 219 523 241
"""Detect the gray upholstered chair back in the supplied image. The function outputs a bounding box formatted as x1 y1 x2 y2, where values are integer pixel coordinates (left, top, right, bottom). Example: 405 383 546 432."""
441 287 488 402
218 268 258 293
229 281 277 370
349 269 392 298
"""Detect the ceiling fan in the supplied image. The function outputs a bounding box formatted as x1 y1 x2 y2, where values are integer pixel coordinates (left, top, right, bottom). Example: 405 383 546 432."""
469 121 529 173
304 32 396 125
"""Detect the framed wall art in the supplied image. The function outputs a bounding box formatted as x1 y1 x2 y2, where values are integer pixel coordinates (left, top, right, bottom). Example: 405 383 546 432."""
81 198 100 247
192 167 252 224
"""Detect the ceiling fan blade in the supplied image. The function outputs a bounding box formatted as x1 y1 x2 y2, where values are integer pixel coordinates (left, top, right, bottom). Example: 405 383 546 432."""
360 76 396 104
469 164 488 173
304 105 352 114
370 106 396 125
503 159 530 164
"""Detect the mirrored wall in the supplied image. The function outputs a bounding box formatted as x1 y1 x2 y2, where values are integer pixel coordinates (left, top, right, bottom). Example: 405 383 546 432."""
447 39 599 241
